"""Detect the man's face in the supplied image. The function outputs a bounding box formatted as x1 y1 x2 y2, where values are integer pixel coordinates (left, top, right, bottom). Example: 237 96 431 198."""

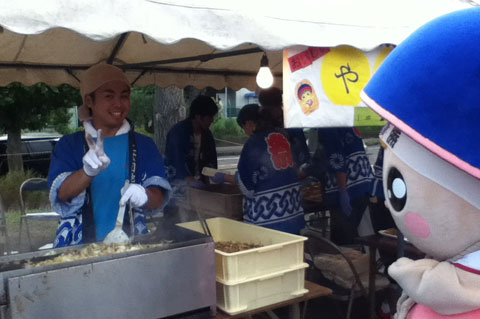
86 80 131 132
242 121 256 136
196 115 215 130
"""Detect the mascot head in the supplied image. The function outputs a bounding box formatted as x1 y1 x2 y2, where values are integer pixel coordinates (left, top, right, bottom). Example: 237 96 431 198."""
361 7 480 260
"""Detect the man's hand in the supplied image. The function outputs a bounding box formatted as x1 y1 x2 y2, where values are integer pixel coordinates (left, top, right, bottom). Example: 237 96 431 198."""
120 183 148 208
298 163 310 180
83 130 110 177
210 172 226 184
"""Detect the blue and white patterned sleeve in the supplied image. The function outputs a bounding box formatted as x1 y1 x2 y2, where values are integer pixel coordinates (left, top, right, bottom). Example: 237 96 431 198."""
48 133 86 218
49 172 86 217
319 128 347 174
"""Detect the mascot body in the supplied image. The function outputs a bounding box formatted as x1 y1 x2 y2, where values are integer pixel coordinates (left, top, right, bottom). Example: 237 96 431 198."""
361 7 480 319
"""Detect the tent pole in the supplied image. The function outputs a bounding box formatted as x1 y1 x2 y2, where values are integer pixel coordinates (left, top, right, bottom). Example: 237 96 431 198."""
107 33 130 64
121 47 263 68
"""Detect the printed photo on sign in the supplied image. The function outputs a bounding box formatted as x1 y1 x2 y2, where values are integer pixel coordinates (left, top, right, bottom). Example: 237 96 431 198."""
296 80 319 115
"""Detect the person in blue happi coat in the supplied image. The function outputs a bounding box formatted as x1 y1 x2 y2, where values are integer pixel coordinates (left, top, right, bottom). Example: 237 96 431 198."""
48 64 171 247
369 146 395 235
213 104 305 234
258 87 311 169
164 95 218 207
302 127 374 245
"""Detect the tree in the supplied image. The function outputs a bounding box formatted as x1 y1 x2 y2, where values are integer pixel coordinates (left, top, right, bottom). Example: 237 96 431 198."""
153 87 187 154
0 83 81 172
130 86 155 134
152 85 220 155
50 107 76 135
183 85 202 112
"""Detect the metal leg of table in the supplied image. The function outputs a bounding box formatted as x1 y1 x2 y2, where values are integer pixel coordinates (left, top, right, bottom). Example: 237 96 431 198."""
301 301 308 319
265 303 302 319
266 310 281 319
209 305 217 318
288 303 301 319
369 246 377 319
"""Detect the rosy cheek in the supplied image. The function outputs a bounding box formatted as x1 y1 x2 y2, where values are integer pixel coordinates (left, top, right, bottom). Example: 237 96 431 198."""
404 212 431 239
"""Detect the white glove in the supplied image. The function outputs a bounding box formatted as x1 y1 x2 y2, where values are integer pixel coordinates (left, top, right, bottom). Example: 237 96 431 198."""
83 129 110 177
120 183 148 208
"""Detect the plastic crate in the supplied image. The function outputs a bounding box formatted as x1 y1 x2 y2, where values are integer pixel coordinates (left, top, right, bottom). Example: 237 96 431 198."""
187 184 243 220
216 263 308 315
177 217 307 283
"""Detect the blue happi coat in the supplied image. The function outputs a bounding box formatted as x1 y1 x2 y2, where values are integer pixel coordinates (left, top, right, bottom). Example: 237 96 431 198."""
164 118 217 203
371 146 385 199
48 127 171 247
318 127 374 206
286 128 311 168
236 130 305 234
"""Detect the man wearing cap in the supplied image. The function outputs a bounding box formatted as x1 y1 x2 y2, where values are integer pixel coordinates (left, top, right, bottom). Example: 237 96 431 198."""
48 64 171 247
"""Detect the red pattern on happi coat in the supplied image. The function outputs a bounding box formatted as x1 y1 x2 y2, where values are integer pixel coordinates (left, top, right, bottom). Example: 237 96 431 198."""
266 133 294 170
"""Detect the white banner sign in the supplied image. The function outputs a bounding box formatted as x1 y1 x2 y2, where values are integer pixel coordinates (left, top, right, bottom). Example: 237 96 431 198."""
283 45 393 128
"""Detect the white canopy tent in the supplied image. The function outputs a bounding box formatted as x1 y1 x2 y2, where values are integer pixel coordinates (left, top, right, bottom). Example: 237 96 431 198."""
0 0 475 90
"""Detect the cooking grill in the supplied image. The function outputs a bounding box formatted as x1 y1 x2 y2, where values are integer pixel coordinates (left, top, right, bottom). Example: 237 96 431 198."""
0 224 216 319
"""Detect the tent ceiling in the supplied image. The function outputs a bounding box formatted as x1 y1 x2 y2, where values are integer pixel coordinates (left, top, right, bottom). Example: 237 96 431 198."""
0 0 474 90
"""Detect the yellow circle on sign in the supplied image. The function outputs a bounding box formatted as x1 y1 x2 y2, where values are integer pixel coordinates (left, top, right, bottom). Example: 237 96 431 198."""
373 46 394 73
321 46 370 106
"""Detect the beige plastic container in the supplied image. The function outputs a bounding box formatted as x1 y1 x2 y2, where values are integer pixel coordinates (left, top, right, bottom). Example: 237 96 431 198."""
177 217 308 283
216 263 309 315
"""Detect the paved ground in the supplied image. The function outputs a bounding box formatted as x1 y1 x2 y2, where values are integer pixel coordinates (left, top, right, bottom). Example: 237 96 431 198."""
216 145 243 156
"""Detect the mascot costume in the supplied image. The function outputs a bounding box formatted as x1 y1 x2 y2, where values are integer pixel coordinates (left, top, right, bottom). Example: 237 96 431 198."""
361 7 480 319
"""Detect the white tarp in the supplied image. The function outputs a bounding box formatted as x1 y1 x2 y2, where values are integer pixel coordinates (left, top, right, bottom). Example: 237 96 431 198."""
0 0 474 90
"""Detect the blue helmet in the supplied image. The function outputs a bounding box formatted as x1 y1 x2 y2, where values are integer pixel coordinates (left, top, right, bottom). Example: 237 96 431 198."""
361 7 480 179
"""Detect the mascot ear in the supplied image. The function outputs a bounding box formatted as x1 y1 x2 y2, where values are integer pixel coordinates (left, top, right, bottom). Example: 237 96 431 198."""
362 8 480 180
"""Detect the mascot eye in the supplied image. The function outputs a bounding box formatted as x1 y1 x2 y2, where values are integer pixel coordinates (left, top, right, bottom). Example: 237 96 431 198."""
387 167 407 211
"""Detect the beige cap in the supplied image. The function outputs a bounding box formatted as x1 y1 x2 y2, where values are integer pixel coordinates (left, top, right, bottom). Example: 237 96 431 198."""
80 64 130 100
78 64 130 121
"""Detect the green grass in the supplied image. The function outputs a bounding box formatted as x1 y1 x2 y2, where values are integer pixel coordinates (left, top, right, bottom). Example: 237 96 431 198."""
3 209 58 253
0 169 44 211
354 107 387 127
5 210 21 233
356 126 383 140
135 127 154 138
0 170 58 252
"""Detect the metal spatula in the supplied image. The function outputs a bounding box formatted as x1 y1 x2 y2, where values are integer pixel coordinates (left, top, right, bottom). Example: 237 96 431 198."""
104 181 130 244
194 209 212 237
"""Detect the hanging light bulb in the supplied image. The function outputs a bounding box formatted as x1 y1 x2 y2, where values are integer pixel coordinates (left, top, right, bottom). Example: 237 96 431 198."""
256 53 274 89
